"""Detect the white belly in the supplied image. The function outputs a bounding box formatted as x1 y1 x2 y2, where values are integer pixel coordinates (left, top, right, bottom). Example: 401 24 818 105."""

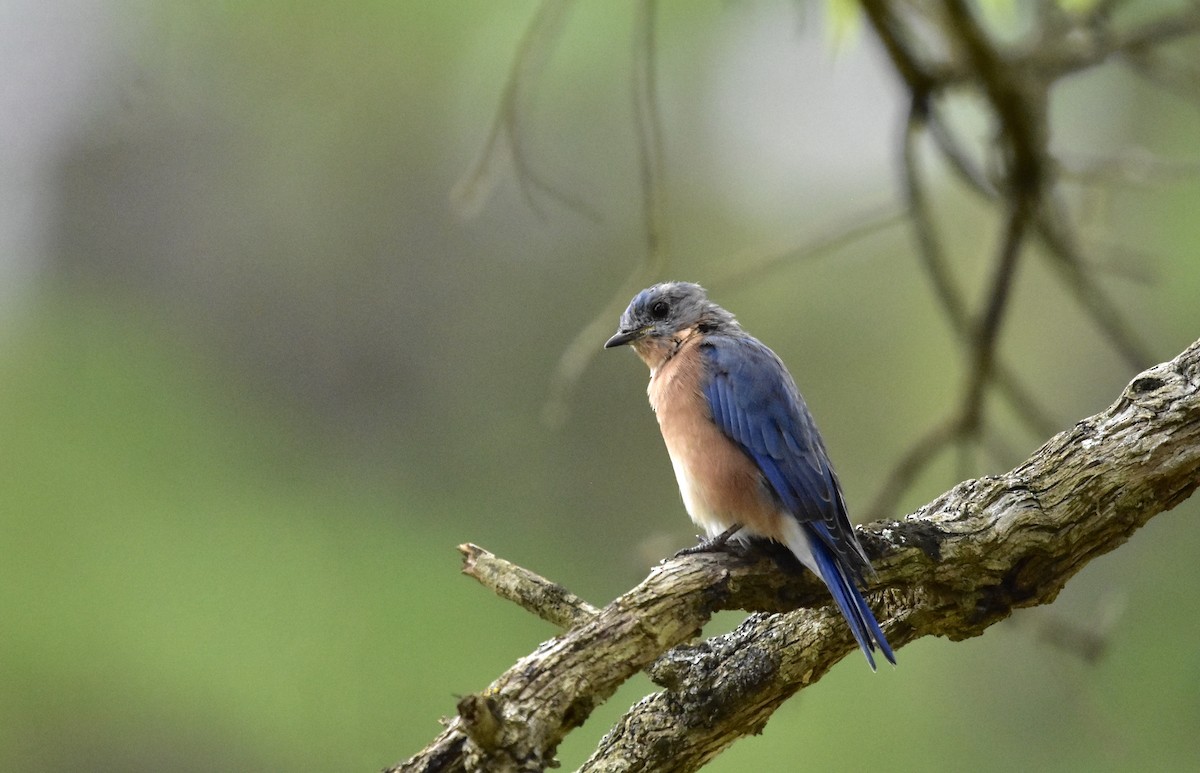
669 452 734 538
668 446 818 575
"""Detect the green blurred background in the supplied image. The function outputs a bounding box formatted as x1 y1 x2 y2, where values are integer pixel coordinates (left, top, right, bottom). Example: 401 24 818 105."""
3 2 1199 771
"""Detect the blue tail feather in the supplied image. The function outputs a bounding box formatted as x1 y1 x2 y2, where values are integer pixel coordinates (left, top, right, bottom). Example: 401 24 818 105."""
809 538 896 670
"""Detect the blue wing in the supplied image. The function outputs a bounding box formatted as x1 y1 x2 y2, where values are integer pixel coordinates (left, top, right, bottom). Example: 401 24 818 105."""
700 335 865 572
701 334 895 668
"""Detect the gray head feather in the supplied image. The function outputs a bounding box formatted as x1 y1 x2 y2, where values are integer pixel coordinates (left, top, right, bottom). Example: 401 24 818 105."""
604 282 740 348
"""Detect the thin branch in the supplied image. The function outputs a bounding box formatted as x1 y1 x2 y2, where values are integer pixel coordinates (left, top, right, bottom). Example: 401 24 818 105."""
711 205 907 291
1034 5 1200 78
449 0 598 221
540 261 662 428
943 0 1049 197
926 100 998 198
858 0 945 96
1082 0 1134 28
865 416 961 521
1059 147 1200 190
901 103 970 332
632 0 668 260
961 198 1032 430
1123 46 1200 108
459 543 598 629
1034 190 1154 370
1011 592 1127 664
540 0 670 429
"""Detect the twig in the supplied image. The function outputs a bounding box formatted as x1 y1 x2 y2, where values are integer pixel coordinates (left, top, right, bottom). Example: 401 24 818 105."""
711 206 907 291
901 103 970 334
459 543 599 629
961 197 1032 430
449 0 597 221
540 258 666 429
926 101 998 198
1034 190 1154 370
1034 5 1200 78
539 0 670 429
865 416 961 521
632 0 668 260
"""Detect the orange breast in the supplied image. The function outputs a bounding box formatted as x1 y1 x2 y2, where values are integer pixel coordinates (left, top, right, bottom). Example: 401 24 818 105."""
647 338 787 543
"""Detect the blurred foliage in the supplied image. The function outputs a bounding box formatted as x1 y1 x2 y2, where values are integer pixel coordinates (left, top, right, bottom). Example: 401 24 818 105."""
0 290 554 770
3 0 1200 770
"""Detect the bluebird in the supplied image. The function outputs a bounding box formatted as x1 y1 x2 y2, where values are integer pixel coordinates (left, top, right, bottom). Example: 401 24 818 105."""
605 282 895 669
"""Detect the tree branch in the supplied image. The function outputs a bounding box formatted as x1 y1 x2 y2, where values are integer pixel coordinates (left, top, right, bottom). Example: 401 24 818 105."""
392 336 1200 772
460 543 599 629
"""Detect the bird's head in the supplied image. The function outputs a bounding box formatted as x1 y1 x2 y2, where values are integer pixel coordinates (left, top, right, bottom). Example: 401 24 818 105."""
604 282 738 361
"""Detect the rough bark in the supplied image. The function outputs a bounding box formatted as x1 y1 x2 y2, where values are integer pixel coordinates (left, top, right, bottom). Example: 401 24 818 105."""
391 336 1200 773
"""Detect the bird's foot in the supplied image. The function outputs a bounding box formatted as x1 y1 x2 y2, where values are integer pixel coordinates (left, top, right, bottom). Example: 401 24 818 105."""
674 524 743 557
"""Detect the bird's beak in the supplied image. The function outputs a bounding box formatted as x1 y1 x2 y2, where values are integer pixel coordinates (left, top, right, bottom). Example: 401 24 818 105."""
604 328 644 349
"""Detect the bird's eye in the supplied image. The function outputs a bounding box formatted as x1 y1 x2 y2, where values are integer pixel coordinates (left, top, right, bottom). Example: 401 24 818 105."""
650 300 670 320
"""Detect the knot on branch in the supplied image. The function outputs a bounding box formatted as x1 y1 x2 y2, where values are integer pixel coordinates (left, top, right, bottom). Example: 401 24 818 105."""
458 688 582 772
1122 355 1198 413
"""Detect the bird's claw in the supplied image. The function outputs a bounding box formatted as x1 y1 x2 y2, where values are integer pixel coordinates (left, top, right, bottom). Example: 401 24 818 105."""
673 524 742 557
